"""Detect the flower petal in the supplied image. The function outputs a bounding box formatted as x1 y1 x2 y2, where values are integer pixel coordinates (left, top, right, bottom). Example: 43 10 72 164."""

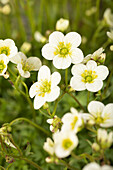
38 65 51 81
53 55 71 69
45 86 60 102
86 60 97 70
101 103 113 127
88 101 104 117
71 48 84 64
95 65 109 80
17 64 30 78
49 31 64 45
26 57 42 71
83 162 100 170
71 64 87 76
51 72 61 87
42 43 55 60
10 52 21 64
64 32 81 47
70 76 86 91
34 95 45 109
86 79 103 92
29 82 39 98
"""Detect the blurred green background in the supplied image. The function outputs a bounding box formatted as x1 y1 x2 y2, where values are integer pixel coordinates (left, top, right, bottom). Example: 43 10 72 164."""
0 0 113 169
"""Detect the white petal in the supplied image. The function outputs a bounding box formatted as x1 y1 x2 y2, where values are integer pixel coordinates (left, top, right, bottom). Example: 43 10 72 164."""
83 162 100 170
9 46 18 59
42 43 55 60
34 95 45 109
92 47 104 57
17 64 30 78
19 52 27 61
95 65 109 80
70 76 86 91
102 165 113 170
70 107 78 114
45 86 60 102
81 113 94 124
4 39 15 47
26 57 42 71
64 32 81 47
55 145 71 158
38 65 51 81
49 31 64 45
10 52 21 64
51 72 61 87
53 55 71 69
86 79 103 92
47 119 53 124
88 101 104 117
29 82 39 98
86 60 97 70
71 48 84 64
101 104 113 127
71 64 87 76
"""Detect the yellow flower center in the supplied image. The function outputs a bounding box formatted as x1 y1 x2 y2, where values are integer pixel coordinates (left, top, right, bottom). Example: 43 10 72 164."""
71 116 78 130
0 46 10 56
94 112 110 125
54 42 72 58
36 79 51 97
62 138 73 150
81 70 98 83
0 60 6 73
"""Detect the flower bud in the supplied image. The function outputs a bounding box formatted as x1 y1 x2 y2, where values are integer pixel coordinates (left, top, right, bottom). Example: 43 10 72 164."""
20 42 31 53
110 45 113 51
2 5 11 15
34 31 47 43
56 18 69 32
47 116 62 133
92 143 100 152
43 103 49 110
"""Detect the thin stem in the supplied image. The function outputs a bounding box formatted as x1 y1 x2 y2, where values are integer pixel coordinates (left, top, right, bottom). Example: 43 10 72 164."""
87 91 90 105
39 109 51 118
103 68 113 98
96 0 100 21
71 152 94 162
51 92 66 117
68 92 86 112
60 159 77 170
7 154 42 170
10 117 50 136
65 68 68 89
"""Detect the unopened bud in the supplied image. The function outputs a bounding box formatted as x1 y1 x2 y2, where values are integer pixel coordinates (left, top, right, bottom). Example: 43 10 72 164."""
92 143 100 152
20 42 31 53
43 103 49 110
56 18 69 32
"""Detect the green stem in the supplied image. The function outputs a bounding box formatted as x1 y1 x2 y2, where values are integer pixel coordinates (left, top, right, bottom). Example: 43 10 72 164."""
39 109 51 118
68 92 86 112
65 68 68 89
71 152 94 162
10 117 50 136
51 92 66 117
87 91 90 105
60 159 77 170
6 154 42 170
96 0 100 21
103 68 113 99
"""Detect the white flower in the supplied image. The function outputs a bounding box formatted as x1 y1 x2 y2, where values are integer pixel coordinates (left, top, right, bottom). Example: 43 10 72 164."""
82 101 113 128
47 116 62 133
11 52 42 78
34 31 47 43
43 138 54 155
97 128 113 148
61 107 83 134
70 60 109 92
20 42 32 53
0 0 9 4
0 127 16 148
1 4 11 15
104 8 113 28
56 18 69 32
53 131 78 158
82 48 106 65
0 39 18 62
0 54 8 76
107 30 113 40
83 162 113 170
29 65 61 109
42 31 84 69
